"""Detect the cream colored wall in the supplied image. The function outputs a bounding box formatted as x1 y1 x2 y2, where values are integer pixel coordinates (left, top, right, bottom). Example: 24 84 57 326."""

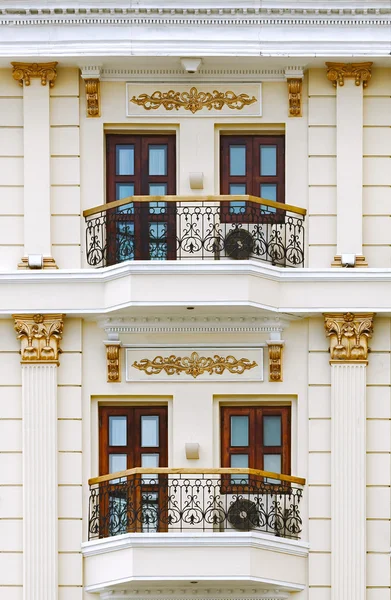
58 318 83 600
0 318 83 600
308 316 391 600
82 319 309 539
51 69 81 269
80 78 309 266
0 70 24 269
363 69 391 267
0 320 23 599
307 69 337 268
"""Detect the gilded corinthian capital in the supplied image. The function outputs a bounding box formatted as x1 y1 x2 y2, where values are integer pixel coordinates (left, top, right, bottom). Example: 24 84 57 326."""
13 314 65 364
324 313 374 363
11 62 58 87
325 62 372 88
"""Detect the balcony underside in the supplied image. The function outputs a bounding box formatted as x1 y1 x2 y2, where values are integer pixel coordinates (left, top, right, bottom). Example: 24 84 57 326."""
82 531 308 595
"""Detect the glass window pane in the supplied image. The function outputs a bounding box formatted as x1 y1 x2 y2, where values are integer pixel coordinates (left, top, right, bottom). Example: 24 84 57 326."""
231 416 249 447
116 183 134 213
116 222 135 262
109 416 127 446
141 453 159 483
229 146 246 176
149 222 167 260
229 184 246 214
149 145 167 175
230 183 246 195
264 454 281 484
260 145 277 176
260 184 277 214
116 145 134 175
149 184 167 196
230 454 249 484
141 416 159 447
263 416 281 446
109 454 127 483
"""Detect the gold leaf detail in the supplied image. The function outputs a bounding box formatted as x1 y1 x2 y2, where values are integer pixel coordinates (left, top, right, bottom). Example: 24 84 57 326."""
132 351 257 378
287 78 302 117
325 62 373 88
130 87 257 114
84 78 101 118
106 344 121 382
13 314 65 364
11 62 58 88
324 312 374 362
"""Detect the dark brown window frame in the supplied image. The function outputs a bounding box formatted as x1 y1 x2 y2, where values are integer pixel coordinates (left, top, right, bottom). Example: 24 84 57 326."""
106 134 177 262
220 135 285 223
220 405 291 476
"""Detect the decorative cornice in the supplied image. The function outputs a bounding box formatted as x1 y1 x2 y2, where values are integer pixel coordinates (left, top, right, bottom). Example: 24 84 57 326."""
1 7 391 28
266 341 284 382
130 87 256 113
326 61 373 88
324 312 374 362
104 341 121 382
13 314 65 364
286 78 302 117
99 316 290 336
132 351 257 378
11 61 58 87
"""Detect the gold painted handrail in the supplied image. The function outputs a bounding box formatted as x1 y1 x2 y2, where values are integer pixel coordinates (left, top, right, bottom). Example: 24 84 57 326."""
89 467 306 486
83 194 307 218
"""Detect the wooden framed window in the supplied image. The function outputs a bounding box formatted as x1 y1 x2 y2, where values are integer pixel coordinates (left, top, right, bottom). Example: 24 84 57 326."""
99 406 168 475
99 406 168 534
220 135 285 221
220 406 291 480
106 135 176 262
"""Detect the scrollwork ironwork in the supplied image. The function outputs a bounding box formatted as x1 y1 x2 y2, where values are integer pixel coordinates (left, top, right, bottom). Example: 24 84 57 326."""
88 473 303 540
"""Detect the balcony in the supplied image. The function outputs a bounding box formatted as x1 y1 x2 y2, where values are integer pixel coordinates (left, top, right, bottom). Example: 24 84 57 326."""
83 468 308 595
84 195 306 269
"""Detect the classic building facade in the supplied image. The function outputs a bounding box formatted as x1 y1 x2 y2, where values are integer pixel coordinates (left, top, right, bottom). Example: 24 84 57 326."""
0 2 390 600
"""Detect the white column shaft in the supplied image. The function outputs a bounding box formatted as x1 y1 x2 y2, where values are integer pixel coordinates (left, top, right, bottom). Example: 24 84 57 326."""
23 80 51 257
22 364 58 600
331 363 366 600
336 79 363 256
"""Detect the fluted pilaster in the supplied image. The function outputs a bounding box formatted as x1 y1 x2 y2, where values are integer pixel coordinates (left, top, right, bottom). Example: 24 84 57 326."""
324 312 374 600
331 362 366 600
14 314 65 600
22 363 58 600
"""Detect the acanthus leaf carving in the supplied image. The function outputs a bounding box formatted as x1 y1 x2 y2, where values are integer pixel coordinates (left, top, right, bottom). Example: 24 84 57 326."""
325 62 372 88
11 61 58 87
130 86 257 114
324 312 374 362
105 342 121 382
13 314 65 363
84 78 101 117
132 351 257 378
287 78 302 117
266 341 284 382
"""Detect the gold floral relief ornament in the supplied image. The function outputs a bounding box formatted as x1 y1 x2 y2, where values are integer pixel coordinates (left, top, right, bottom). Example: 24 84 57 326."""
130 87 257 114
132 351 257 378
11 62 58 88
326 62 372 88
105 342 121 382
324 313 374 362
287 79 302 117
13 314 65 364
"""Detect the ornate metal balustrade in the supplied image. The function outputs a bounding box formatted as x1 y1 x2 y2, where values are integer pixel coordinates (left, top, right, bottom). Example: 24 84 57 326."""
88 468 305 541
83 195 306 268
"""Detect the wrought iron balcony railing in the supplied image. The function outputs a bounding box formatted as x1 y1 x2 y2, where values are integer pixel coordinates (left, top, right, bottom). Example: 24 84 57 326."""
83 195 306 268
88 468 305 541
